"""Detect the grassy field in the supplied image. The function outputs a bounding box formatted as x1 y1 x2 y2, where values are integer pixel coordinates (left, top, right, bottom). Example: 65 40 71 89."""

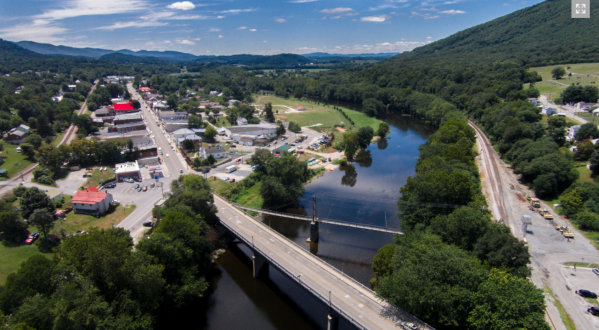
526 62 599 97
81 168 115 189
0 142 35 181
540 114 581 126
575 164 598 184
51 133 64 146
0 194 135 284
212 116 230 127
254 95 382 130
210 179 264 210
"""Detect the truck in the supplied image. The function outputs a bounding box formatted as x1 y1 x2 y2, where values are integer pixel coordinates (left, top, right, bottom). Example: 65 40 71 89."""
540 209 553 220
226 165 237 173
526 194 541 208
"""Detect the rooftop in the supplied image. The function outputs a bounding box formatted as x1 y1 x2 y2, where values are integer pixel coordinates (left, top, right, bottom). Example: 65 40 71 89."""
111 100 137 112
46 189 62 199
131 136 156 150
72 189 108 204
114 113 142 121
225 124 278 134
115 161 140 174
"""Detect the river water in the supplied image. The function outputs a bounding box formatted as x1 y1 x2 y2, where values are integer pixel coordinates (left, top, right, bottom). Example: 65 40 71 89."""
159 111 435 329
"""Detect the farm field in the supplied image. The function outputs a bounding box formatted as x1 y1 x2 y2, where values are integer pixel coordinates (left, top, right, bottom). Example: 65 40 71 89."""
525 62 599 97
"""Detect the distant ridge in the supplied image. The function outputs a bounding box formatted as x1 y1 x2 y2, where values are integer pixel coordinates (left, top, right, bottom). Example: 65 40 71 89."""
302 52 398 58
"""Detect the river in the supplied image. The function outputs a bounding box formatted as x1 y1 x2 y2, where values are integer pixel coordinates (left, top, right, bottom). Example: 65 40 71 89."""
158 111 436 329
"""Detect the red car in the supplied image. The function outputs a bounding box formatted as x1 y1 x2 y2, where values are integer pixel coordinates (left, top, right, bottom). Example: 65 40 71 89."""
25 232 40 244
236 158 241 162
228 178 236 183
64 206 73 213
142 186 147 191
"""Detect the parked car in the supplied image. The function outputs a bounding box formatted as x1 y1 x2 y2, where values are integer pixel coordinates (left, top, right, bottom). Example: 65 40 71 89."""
577 290 598 298
400 322 418 330
166 153 170 157
150 183 155 188
589 306 599 316
142 186 147 191
143 221 154 227
134 184 140 189
593 268 599 276
104 183 116 188
236 158 241 162
25 232 40 244
228 178 235 183
179 169 183 173
86 167 92 171
222 177 229 181
137 187 142 192
64 206 73 213
230 145 236 148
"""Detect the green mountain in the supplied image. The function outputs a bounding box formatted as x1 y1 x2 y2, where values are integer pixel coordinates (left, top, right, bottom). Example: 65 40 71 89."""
192 53 310 67
98 53 171 65
395 0 599 67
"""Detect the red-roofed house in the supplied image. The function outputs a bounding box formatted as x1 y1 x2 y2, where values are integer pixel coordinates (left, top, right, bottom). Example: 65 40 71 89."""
139 87 155 92
72 188 113 216
109 99 139 114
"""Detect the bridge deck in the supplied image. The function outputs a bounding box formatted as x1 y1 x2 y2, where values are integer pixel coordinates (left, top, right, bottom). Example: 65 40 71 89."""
213 194 433 330
233 205 403 235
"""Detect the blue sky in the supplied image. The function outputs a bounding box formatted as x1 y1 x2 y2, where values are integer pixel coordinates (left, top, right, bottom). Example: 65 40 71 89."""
0 0 544 55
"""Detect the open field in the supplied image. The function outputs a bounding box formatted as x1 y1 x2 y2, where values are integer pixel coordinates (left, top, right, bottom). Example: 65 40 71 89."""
0 142 35 181
0 244 47 285
254 95 382 130
81 168 115 189
210 179 263 210
526 62 599 96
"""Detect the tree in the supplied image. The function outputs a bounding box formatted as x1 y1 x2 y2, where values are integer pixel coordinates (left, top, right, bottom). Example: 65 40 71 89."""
377 122 390 138
0 255 55 315
293 87 304 99
264 103 275 123
288 121 301 133
276 123 286 136
430 207 490 251
204 125 217 142
551 67 566 80
343 132 359 159
575 122 599 141
20 187 55 219
357 126 374 149
192 157 202 168
167 94 179 110
28 209 55 240
131 99 141 109
370 245 395 289
207 154 215 165
468 270 550 330
0 200 29 244
475 223 531 278
590 150 599 175
363 98 385 117
250 148 274 167
20 143 35 158
574 141 595 161
561 85 599 104
24 134 42 149
183 139 195 151
574 211 599 231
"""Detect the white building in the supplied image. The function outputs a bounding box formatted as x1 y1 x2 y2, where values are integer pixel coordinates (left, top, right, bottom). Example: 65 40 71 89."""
71 187 113 216
223 124 278 138
237 117 248 126
201 146 227 159
567 125 582 141
115 161 141 181
527 98 539 106
577 102 598 110
542 107 557 115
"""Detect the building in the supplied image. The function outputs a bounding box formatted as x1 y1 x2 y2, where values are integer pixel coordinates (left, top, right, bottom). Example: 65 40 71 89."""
191 128 205 137
542 107 557 115
298 106 307 111
200 146 227 159
577 102 598 110
131 137 159 166
527 98 539 106
115 161 141 181
273 145 292 154
171 128 196 140
94 106 115 117
239 137 255 146
3 124 31 144
164 120 189 132
254 138 268 146
46 189 64 202
114 113 143 125
567 125 582 141
223 124 278 138
72 188 113 216
110 99 139 114
237 117 248 126
177 135 202 149
92 118 104 127
111 121 146 133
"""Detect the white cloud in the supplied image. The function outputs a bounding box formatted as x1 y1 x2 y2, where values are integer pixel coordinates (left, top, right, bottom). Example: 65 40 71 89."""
360 15 390 22
426 36 432 39
0 19 67 43
263 40 267 42
439 9 466 14
296 40 428 55
209 28 221 32
193 38 201 41
218 9 256 14
218 35 223 38
369 4 398 10
178 39 195 45
36 0 147 20
411 11 440 19
237 26 248 30
274 18 286 23
320 8 353 14
249 29 257 32
167 1 195 10
95 20 169 30
164 41 171 43
96 11 221 30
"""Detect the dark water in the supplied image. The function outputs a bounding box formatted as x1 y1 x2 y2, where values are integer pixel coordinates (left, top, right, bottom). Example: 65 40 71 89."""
165 111 435 329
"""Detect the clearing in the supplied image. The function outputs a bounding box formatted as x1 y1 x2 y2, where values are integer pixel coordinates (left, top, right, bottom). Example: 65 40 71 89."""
525 63 599 97
0 142 35 181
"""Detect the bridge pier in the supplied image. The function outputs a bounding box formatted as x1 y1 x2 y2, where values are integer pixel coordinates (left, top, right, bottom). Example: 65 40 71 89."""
306 221 319 243
327 314 338 330
252 253 269 279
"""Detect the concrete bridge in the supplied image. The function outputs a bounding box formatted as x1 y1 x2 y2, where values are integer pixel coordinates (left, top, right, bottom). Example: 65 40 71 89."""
213 194 434 330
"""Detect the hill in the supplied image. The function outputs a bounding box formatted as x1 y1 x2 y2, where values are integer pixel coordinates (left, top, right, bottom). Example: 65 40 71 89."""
98 53 170 65
192 53 310 67
303 52 398 58
394 0 599 67
0 39 43 61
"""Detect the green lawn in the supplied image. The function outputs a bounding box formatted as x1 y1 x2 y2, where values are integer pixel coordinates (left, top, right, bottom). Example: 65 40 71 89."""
0 243 47 285
526 62 599 96
210 179 264 210
255 95 383 130
575 164 599 184
0 142 35 180
81 168 115 189
51 133 64 146
564 262 599 268
212 116 229 127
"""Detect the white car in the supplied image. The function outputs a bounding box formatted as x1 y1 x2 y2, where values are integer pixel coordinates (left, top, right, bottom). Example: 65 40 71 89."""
166 153 170 157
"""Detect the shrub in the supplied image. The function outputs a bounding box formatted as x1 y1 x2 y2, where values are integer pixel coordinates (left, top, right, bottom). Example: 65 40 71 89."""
12 186 27 197
4 195 17 203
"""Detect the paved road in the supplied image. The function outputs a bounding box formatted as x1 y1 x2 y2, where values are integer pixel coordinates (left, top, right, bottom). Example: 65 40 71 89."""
213 194 430 330
473 121 599 330
539 95 590 125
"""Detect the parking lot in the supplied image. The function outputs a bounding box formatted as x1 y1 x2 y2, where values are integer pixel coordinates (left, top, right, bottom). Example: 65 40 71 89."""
559 266 599 325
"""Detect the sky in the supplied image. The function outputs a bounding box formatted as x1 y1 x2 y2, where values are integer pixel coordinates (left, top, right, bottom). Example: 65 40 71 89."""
0 0 545 56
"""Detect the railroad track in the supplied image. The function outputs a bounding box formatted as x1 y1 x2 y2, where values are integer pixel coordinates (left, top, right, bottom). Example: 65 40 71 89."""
468 121 509 224
0 81 98 195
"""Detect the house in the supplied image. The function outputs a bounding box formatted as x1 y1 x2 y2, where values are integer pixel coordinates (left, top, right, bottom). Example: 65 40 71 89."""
114 113 143 125
297 106 307 111
239 137 255 146
217 128 227 135
191 128 205 137
254 138 268 146
164 120 189 132
177 135 202 149
94 106 115 117
232 134 257 144
3 125 31 144
131 137 159 166
67 85 76 92
577 102 598 110
201 146 227 159
228 99 240 105
72 188 113 216
92 118 104 127
152 100 169 111
171 128 195 140
223 124 278 138
139 87 154 92
46 189 63 202
51 95 63 102
110 99 139 114
209 91 218 96
541 107 557 115
14 124 31 134
273 145 292 154
527 98 539 106
567 125 582 141
237 117 248 126
115 161 141 181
